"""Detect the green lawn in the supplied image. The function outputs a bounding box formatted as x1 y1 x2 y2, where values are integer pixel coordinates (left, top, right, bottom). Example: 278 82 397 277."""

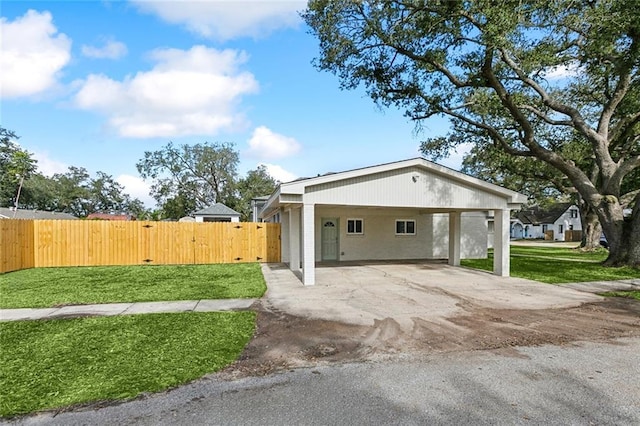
0 263 266 309
510 245 609 261
0 312 255 418
461 247 640 284
600 290 640 300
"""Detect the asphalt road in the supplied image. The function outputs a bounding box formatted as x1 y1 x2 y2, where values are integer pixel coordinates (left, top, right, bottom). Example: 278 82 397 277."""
9 338 640 426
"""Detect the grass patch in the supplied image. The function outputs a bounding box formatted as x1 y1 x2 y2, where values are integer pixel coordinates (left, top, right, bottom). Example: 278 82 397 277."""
510 245 609 261
0 263 266 309
461 247 640 284
0 312 255 418
600 290 640 300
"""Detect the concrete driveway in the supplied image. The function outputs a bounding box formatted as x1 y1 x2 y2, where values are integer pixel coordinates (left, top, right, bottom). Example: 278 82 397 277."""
261 261 602 330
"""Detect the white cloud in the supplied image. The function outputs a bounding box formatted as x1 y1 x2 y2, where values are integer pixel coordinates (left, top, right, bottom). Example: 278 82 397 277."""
81 39 127 59
542 62 581 80
259 162 297 183
73 45 259 138
247 126 301 159
31 151 69 176
116 174 155 207
131 0 304 41
0 10 72 98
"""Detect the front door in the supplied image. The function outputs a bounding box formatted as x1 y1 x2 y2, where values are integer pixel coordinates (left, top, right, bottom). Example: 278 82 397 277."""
321 218 339 261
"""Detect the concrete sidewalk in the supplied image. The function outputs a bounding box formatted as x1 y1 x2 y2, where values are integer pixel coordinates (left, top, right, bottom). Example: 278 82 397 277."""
0 298 257 322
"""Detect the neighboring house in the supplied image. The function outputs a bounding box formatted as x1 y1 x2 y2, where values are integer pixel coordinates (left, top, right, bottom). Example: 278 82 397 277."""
86 212 136 221
193 203 241 223
510 203 582 241
0 207 77 220
257 158 527 285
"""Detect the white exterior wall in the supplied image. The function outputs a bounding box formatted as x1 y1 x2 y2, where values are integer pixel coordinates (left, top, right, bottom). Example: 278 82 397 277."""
313 207 487 261
305 167 509 210
525 224 544 239
430 213 488 258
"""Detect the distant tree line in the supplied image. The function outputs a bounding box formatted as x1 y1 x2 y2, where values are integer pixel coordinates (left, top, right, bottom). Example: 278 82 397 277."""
1 127 277 221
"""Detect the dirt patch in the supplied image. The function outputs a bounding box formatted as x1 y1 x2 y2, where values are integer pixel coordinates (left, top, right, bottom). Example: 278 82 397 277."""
221 297 640 378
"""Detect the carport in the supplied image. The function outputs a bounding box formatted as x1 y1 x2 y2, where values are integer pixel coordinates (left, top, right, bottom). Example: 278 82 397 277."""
259 158 527 285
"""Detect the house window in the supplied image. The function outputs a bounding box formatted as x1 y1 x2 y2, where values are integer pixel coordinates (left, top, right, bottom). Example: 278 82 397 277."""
570 209 578 218
542 224 548 232
396 220 416 235
559 225 564 234
347 218 363 234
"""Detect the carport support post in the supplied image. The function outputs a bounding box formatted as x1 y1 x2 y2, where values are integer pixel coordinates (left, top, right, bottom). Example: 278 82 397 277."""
288 207 301 273
448 211 461 266
493 209 510 277
302 203 315 286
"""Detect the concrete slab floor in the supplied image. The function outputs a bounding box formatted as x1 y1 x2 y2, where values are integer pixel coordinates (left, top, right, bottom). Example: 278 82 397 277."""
261 262 603 330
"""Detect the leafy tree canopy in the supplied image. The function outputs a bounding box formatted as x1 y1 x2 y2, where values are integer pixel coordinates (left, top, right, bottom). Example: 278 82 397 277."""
304 0 640 266
0 128 37 207
136 142 278 220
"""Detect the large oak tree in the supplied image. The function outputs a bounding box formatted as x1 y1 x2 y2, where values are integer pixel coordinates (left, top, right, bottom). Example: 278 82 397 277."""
136 142 239 219
304 0 640 266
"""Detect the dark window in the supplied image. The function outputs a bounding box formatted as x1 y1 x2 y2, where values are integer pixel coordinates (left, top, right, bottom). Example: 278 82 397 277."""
347 219 363 234
396 220 416 235
559 225 564 233
570 209 578 218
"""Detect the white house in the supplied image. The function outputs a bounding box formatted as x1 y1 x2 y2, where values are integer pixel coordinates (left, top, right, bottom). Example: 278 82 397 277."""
258 158 527 285
193 203 241 222
511 203 582 241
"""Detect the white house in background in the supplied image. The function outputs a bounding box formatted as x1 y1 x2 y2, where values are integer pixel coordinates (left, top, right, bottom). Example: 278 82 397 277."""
511 203 582 241
257 158 527 285
193 203 241 222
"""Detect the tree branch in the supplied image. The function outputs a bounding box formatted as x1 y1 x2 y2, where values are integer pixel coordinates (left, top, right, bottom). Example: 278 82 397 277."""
620 189 640 208
518 105 574 126
608 155 640 194
597 36 639 136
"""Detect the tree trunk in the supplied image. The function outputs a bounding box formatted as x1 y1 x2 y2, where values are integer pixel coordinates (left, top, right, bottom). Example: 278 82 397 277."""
597 199 640 267
579 202 602 250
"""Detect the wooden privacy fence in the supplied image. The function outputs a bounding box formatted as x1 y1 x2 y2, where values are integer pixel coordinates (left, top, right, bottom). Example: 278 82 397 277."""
564 230 582 242
1 219 280 273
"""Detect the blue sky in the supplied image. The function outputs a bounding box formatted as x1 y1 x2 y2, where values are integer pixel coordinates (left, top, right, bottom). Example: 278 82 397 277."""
1 0 461 207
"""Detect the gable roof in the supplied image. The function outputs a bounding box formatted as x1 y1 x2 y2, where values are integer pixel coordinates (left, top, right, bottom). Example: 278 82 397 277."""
284 158 526 200
515 203 576 225
261 158 527 217
0 208 78 220
193 203 241 217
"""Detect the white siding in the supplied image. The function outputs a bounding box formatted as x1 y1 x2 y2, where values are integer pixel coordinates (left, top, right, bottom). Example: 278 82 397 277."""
304 167 507 209
313 207 487 261
553 207 582 241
